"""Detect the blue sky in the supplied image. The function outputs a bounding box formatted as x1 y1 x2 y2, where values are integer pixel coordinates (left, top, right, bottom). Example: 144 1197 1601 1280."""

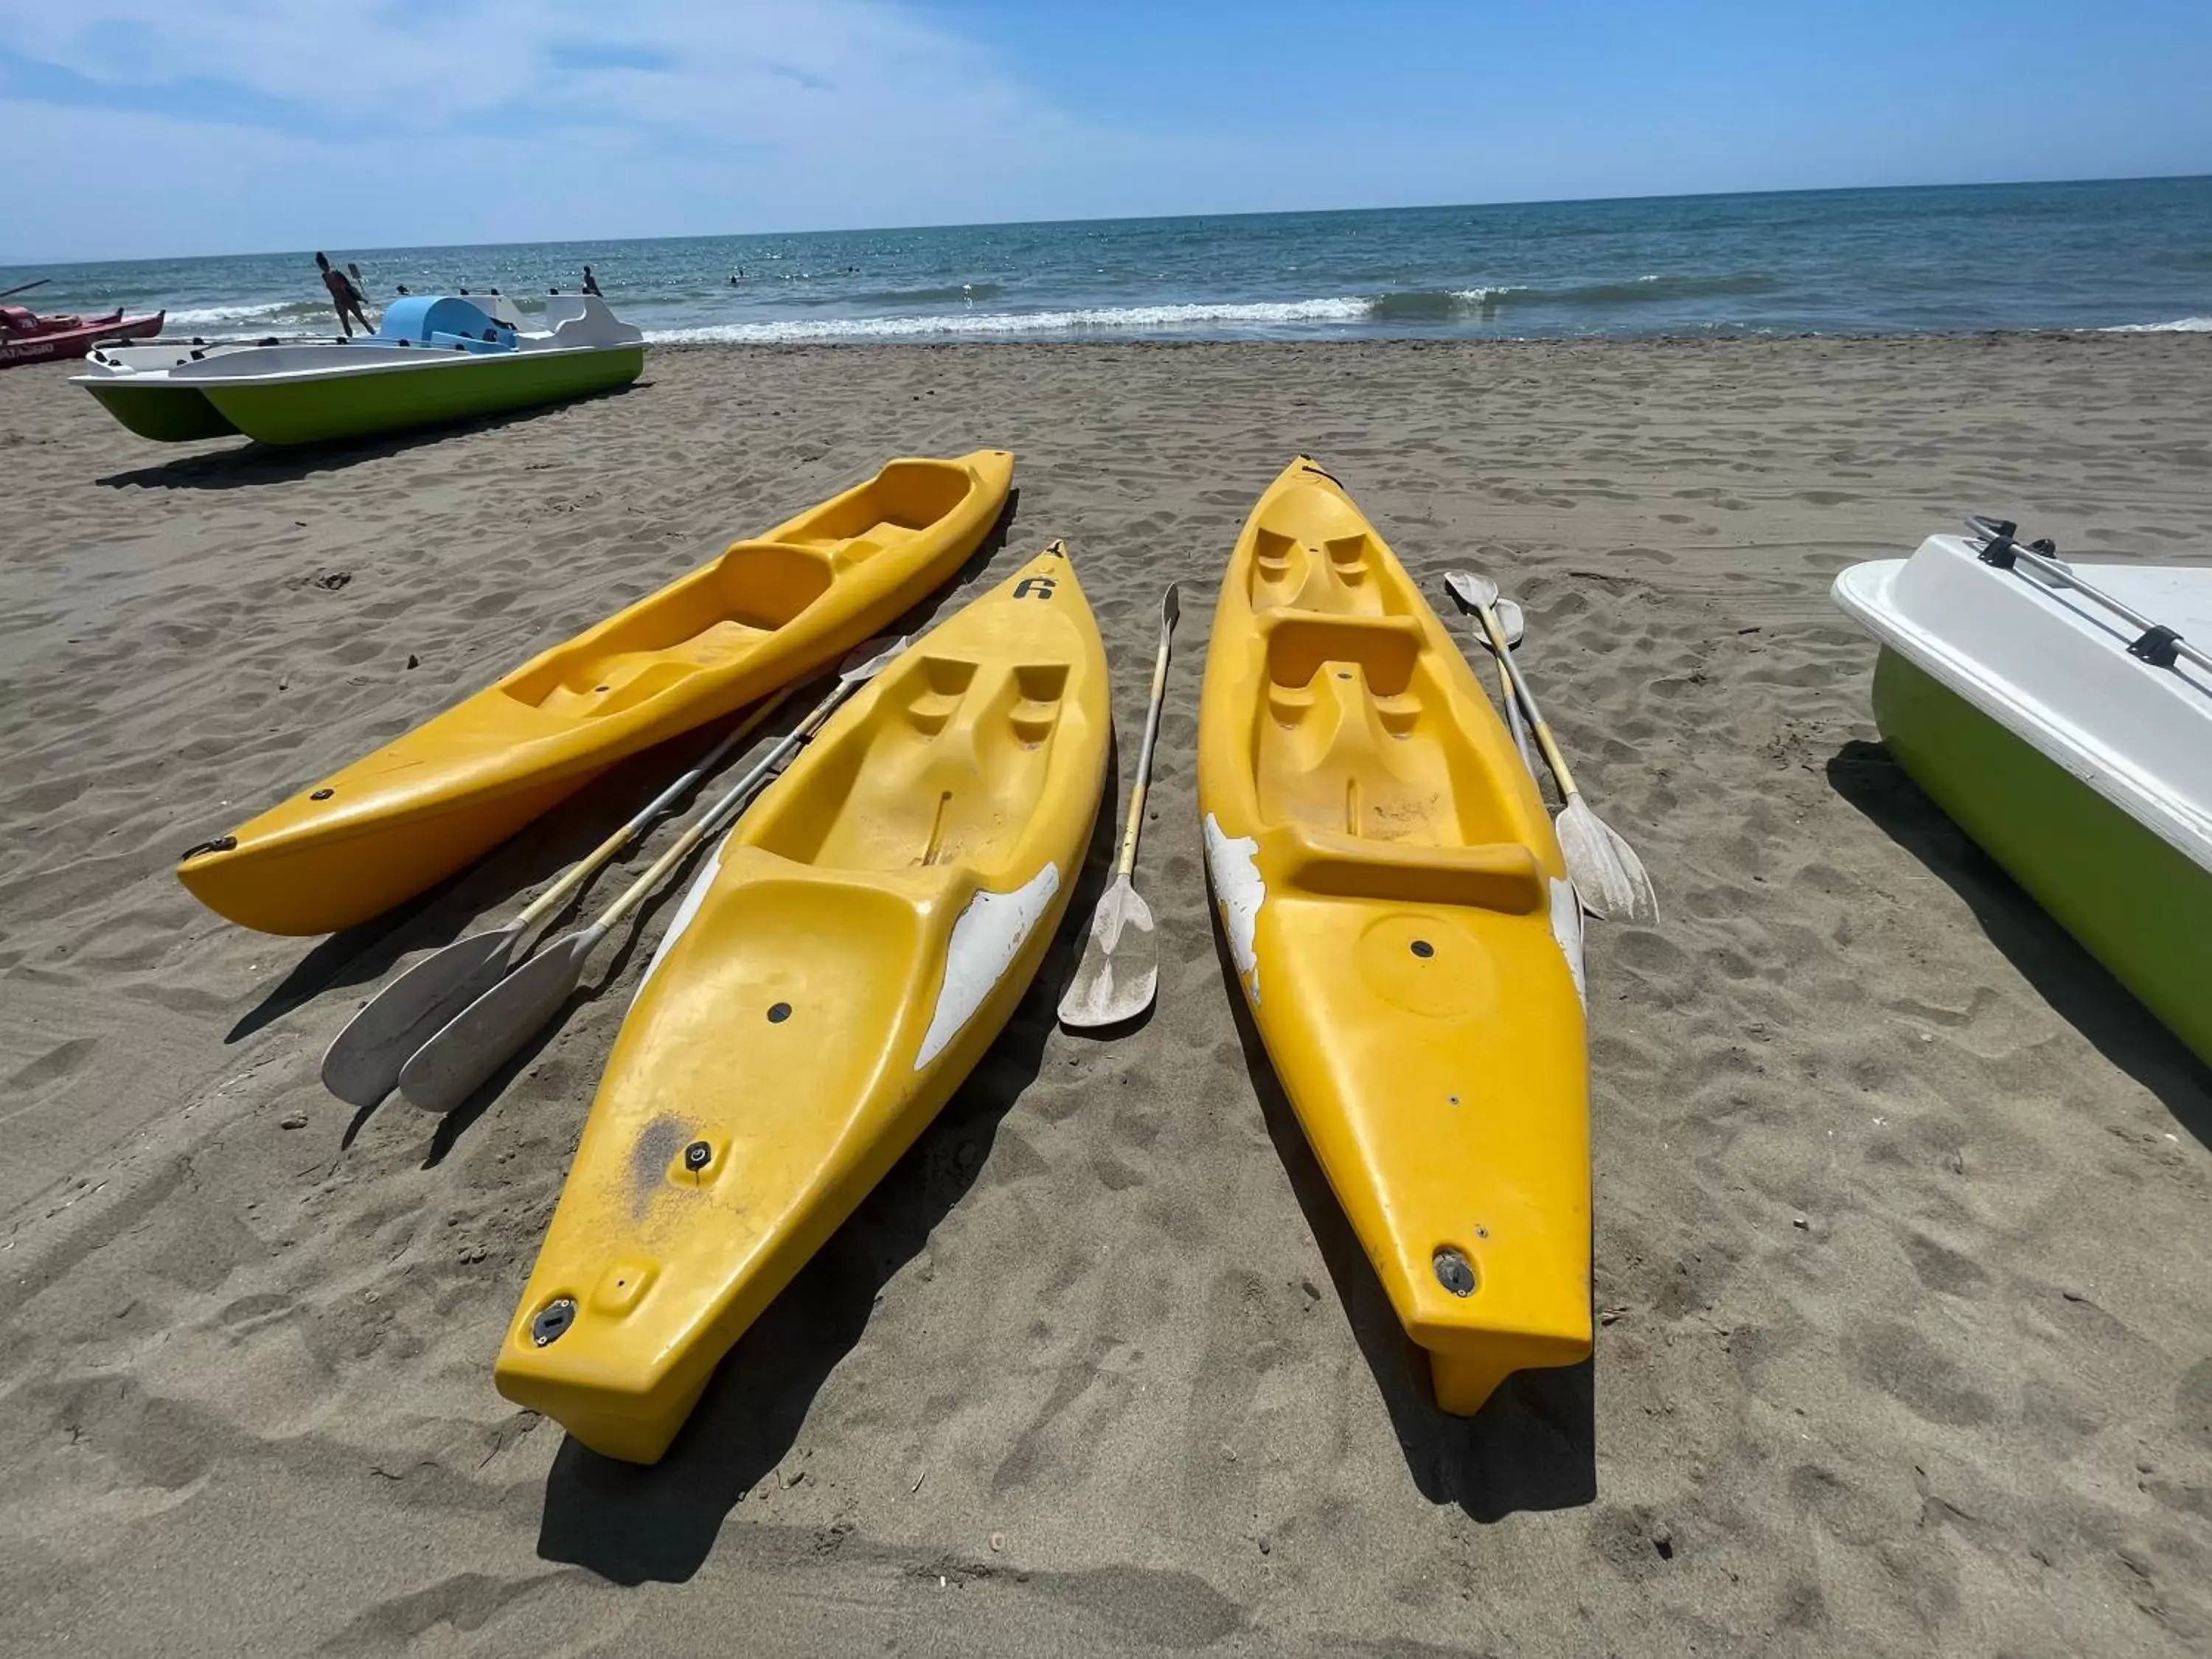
3 0 2208 260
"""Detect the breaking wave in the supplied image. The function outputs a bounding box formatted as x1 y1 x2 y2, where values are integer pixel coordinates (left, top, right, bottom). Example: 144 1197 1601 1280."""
644 296 1374 343
1366 287 1528 321
641 272 1785 343
162 299 319 327
2099 316 2212 333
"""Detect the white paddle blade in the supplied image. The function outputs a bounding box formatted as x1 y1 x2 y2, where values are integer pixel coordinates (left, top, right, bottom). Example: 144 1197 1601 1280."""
397 931 597 1113
1493 597 1525 647
1057 877 1158 1028
1555 799 1659 926
321 922 524 1105
1445 569 1500 612
839 635 908 681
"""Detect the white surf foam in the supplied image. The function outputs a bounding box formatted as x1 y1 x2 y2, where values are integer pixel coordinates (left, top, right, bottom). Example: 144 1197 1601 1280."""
163 300 309 327
644 295 1374 344
2099 316 2212 333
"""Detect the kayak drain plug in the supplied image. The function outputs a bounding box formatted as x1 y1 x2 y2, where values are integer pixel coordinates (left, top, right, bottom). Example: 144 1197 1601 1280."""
531 1298 577 1346
767 1002 792 1023
1410 939 1435 959
310 788 335 801
1433 1248 1476 1297
684 1140 712 1172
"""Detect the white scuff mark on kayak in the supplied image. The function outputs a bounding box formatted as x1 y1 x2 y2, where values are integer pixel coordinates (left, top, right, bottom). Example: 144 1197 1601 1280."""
1550 877 1587 1008
1203 813 1265 1005
915 862 1060 1068
636 833 729 1001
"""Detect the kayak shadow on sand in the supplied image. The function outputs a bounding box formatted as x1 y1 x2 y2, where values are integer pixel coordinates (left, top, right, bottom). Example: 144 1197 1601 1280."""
1209 919 1598 1523
92 380 647 492
1827 739 2212 1150
531 726 1123 1585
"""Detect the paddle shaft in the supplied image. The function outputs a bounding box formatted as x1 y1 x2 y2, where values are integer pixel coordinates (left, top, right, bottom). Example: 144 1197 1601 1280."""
510 688 793 933
1473 600 1582 801
582 673 863 939
1491 653 1520 734
1116 608 1176 878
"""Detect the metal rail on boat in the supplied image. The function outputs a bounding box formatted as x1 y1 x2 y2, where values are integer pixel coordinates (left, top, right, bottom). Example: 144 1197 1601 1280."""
1965 515 2212 679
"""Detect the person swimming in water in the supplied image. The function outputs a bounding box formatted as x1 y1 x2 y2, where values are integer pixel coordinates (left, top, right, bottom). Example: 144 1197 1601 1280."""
315 252 372 337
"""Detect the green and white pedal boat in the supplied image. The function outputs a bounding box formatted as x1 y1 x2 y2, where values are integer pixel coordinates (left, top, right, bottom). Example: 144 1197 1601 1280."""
72 293 644 446
1833 518 2212 1066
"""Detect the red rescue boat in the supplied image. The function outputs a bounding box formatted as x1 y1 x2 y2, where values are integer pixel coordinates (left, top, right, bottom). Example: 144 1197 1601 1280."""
1 304 166 369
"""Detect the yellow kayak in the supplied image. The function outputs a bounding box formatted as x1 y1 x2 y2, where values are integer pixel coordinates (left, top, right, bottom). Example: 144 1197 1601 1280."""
178 450 1015 935
1195 457 1590 1414
496 542 1108 1462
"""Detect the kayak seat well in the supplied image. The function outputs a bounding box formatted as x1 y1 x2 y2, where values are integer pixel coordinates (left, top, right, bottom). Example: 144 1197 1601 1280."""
785 458 983 544
500 541 836 717
1253 608 1540 910
496 459 987 723
750 653 1072 877
1248 481 1392 616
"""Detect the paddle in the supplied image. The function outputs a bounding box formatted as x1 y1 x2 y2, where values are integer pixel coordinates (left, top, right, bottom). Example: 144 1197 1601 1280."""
1468 596 1531 771
397 636 910 1114
320 687 797 1107
1059 582 1180 1029
0 279 52 301
347 262 369 297
1444 571 1658 925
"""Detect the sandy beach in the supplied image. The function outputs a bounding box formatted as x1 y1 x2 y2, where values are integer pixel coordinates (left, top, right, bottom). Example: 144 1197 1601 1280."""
2 333 2208 1656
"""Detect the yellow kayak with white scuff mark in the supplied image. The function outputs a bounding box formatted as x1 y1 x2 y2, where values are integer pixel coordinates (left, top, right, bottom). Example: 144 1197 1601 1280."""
1195 456 1591 1415
497 543 1108 1463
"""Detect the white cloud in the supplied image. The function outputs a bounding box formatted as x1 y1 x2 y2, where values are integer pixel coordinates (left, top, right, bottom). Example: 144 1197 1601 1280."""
0 0 1166 258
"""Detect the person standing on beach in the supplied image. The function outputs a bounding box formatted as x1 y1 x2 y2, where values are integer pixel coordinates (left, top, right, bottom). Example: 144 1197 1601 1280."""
582 265 603 296
315 253 372 337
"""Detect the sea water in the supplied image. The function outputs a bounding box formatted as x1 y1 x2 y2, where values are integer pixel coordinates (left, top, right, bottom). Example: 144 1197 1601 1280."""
5 177 2207 344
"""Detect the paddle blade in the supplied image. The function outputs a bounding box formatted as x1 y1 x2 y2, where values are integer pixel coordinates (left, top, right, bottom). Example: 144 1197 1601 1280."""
1445 569 1500 613
1555 798 1660 926
320 922 524 1106
1492 597 1525 647
1057 877 1158 1028
397 931 597 1113
839 634 909 681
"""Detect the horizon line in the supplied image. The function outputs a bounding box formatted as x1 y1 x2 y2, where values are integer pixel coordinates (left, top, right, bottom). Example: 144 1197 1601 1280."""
3 169 2206 272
